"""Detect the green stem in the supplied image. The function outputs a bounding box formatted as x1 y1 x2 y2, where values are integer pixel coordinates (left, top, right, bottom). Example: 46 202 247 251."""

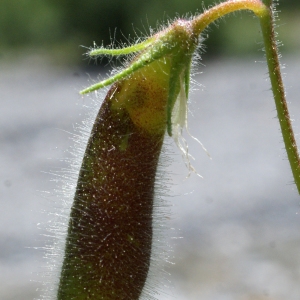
191 0 268 36
259 1 300 193
190 0 300 193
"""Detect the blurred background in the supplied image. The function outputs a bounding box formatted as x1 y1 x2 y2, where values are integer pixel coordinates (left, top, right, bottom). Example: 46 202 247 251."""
1 1 300 299
0 0 299 64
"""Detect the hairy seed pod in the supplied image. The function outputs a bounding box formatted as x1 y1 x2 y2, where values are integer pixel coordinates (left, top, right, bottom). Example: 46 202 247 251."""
57 58 171 299
55 1 287 299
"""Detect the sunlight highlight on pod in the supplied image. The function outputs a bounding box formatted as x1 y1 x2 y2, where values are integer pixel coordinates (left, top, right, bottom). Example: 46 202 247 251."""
55 0 300 299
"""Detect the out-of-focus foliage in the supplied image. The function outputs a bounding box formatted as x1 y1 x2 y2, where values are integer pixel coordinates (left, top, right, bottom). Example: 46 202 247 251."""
0 0 298 64
0 0 62 46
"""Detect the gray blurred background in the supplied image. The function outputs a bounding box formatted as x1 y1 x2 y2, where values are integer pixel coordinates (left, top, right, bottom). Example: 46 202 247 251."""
1 1 300 299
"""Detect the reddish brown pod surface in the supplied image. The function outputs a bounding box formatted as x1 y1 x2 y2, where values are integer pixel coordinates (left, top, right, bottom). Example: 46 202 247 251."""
58 58 171 299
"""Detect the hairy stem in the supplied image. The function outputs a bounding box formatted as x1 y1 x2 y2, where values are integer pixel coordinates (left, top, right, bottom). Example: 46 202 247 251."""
191 0 268 36
190 0 300 193
259 1 300 193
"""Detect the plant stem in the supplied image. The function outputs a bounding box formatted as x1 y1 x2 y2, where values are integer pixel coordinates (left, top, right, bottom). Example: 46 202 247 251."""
190 0 300 193
259 1 300 193
191 0 268 36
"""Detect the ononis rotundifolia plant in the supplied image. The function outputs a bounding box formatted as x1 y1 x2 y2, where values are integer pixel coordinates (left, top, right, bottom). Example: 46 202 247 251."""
53 1 300 299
